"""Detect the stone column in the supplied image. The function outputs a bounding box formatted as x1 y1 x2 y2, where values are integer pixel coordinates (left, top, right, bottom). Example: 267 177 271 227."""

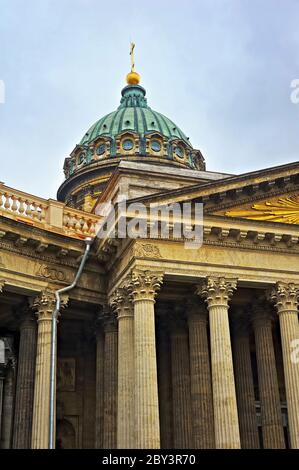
198 277 240 449
111 287 134 449
102 309 118 449
13 309 37 448
0 368 4 437
271 283 299 449
157 317 173 449
170 312 193 449
252 299 285 448
1 363 16 449
231 310 259 449
31 290 67 449
187 301 215 448
128 270 163 449
95 319 104 449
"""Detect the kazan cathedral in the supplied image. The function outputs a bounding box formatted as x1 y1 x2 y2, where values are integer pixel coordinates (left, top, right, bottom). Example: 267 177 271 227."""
0 49 299 450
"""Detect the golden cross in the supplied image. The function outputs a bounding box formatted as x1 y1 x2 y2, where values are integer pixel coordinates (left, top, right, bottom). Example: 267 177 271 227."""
130 42 135 72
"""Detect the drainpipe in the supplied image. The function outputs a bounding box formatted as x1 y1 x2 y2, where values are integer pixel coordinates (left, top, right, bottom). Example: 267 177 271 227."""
49 237 94 449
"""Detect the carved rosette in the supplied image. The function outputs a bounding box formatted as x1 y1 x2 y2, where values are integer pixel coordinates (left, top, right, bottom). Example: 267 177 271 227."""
128 270 164 303
31 290 68 322
270 282 299 315
197 277 237 308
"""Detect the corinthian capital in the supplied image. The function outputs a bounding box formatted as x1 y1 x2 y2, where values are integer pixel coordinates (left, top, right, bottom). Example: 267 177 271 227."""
196 277 237 308
31 290 68 321
270 282 299 314
110 286 133 319
128 270 164 303
98 304 117 332
0 279 5 293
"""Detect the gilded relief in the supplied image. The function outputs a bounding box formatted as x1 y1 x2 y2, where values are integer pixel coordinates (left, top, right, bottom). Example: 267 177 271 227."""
226 194 299 224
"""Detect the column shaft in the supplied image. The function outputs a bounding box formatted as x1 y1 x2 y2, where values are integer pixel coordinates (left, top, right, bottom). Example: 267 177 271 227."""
271 283 299 448
95 330 104 449
134 299 160 448
117 311 134 448
198 277 240 449
188 310 215 448
1 366 15 448
103 323 118 449
279 312 299 448
232 319 259 448
170 327 193 448
157 327 173 449
31 314 52 448
209 304 240 448
253 309 285 448
13 313 37 448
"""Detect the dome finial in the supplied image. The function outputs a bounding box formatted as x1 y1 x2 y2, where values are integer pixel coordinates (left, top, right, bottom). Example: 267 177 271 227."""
126 42 140 85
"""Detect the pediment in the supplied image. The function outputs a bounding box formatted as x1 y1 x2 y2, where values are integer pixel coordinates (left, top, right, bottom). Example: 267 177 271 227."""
130 161 299 228
214 192 299 225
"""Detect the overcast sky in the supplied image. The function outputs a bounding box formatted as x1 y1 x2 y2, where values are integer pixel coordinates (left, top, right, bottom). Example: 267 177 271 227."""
1 0 299 199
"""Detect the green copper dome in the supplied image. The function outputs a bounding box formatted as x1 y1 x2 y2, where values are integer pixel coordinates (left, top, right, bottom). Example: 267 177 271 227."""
80 85 191 146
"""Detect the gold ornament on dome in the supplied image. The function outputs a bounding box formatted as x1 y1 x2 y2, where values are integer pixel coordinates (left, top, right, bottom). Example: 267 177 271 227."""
226 194 299 224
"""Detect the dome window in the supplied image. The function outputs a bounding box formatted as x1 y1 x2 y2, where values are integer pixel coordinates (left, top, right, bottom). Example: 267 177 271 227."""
150 140 161 152
175 145 184 159
78 152 86 165
151 121 155 126
125 120 131 126
122 138 134 151
103 124 107 130
96 144 106 156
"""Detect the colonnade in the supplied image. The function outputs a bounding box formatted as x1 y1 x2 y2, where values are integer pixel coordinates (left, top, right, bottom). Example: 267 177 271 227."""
0 274 298 449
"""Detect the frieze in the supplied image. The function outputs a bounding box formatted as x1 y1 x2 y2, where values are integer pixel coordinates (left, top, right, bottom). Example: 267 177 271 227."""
132 243 163 259
36 264 67 282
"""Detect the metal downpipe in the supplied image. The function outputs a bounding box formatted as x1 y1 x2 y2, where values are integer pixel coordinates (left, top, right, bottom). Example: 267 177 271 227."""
49 237 93 449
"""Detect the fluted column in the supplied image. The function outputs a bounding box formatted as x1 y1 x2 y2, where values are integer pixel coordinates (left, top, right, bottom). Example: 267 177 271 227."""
13 310 37 448
111 287 134 449
187 301 215 448
128 270 163 449
95 319 104 449
198 277 240 448
157 318 173 449
0 369 4 437
231 310 259 449
1 363 16 448
31 290 67 449
271 283 299 449
252 300 285 448
102 309 118 449
170 312 193 449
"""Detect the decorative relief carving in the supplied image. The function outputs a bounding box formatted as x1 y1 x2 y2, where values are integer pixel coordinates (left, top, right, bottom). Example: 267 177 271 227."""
57 358 76 392
270 282 299 314
31 290 68 321
128 269 164 302
197 277 237 308
226 194 299 224
36 264 66 282
110 287 133 319
132 243 162 259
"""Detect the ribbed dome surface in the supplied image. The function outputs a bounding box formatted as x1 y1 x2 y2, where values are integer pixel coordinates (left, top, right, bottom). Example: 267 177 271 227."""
80 85 191 147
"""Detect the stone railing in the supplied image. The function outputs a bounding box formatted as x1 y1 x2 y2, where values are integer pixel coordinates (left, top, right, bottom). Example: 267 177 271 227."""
0 183 101 239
